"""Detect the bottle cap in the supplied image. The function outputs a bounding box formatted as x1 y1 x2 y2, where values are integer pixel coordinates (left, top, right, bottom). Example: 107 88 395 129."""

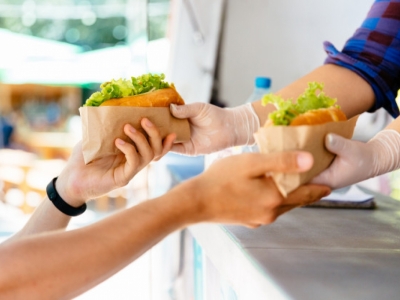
255 77 271 88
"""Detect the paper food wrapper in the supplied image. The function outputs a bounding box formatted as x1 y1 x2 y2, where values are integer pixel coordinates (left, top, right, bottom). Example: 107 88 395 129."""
254 116 358 197
79 106 190 164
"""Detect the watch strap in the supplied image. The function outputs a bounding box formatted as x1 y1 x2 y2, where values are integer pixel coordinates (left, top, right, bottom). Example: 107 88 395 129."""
46 177 87 217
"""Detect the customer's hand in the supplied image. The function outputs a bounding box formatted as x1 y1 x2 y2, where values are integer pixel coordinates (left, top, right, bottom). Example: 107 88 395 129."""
176 151 330 228
312 130 400 189
170 102 259 156
56 118 176 206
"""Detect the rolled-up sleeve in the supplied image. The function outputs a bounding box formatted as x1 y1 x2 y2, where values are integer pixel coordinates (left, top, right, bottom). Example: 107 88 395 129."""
324 0 400 118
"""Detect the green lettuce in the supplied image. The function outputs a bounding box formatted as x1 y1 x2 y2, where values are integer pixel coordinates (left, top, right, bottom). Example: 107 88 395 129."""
84 73 170 107
262 82 338 126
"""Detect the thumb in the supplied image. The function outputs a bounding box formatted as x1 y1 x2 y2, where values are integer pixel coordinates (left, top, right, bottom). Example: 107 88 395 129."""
170 103 205 119
324 133 352 155
245 151 314 178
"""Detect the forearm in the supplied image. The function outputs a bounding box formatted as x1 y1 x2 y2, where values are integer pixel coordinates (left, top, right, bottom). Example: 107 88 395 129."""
252 64 375 126
0 183 198 300
385 116 400 132
4 198 71 244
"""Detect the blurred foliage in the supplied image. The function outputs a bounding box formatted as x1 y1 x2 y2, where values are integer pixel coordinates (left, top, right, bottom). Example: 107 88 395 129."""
0 0 170 49
148 0 170 41
0 17 126 51
0 0 127 5
148 15 168 41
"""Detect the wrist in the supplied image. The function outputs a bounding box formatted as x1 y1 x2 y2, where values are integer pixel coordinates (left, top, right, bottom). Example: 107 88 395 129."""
166 178 209 226
55 175 86 207
229 104 260 146
367 129 400 177
47 177 87 216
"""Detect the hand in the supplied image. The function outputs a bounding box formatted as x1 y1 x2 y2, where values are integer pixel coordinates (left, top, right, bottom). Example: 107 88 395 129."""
180 151 330 228
56 118 176 206
170 102 259 156
312 130 400 189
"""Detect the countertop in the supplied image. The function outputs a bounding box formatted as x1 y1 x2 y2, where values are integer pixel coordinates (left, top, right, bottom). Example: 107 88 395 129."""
189 189 400 300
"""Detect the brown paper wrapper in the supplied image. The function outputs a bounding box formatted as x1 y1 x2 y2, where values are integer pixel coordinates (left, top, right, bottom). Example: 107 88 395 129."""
79 106 190 164
254 116 358 197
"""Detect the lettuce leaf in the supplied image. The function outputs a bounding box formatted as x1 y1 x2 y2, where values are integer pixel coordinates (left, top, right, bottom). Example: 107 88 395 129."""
84 73 170 107
261 82 338 126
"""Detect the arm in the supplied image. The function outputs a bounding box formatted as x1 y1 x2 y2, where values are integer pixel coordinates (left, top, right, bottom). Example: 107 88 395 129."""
255 0 400 124
0 151 330 299
170 1 400 156
252 64 375 126
6 118 176 242
170 64 374 156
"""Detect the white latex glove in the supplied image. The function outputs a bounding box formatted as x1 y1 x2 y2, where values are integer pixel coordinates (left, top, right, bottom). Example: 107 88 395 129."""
311 129 400 189
170 102 260 156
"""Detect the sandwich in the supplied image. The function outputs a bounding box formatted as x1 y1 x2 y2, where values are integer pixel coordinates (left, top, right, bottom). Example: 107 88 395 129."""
84 73 185 107
262 82 346 127
79 73 190 164
255 82 354 196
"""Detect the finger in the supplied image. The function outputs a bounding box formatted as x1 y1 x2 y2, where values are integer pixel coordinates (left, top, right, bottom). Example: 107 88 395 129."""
153 133 176 161
242 151 314 178
324 133 352 155
141 118 163 158
275 204 298 216
171 143 195 156
310 169 334 186
124 124 154 162
170 103 205 119
285 184 331 206
115 138 141 180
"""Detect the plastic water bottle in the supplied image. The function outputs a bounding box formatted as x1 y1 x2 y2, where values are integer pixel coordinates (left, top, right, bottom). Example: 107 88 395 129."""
242 76 272 153
246 77 272 104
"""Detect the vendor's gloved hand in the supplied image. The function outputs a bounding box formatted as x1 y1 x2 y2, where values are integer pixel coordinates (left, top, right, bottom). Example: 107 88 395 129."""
170 102 260 156
311 130 400 189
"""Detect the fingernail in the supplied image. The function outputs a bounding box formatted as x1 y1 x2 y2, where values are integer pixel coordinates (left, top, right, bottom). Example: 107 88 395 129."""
143 118 153 127
326 134 335 146
170 103 178 111
297 153 313 170
128 124 136 133
117 138 125 145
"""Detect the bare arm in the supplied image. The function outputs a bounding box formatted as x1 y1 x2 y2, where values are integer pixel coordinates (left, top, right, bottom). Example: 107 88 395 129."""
386 115 400 132
252 64 375 126
0 152 329 299
0 189 194 300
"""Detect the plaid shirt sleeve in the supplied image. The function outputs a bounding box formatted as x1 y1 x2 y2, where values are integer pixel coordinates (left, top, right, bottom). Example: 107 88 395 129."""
324 0 400 118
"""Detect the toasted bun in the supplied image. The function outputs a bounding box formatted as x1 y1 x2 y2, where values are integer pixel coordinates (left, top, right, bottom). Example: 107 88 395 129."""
99 87 185 107
289 107 347 126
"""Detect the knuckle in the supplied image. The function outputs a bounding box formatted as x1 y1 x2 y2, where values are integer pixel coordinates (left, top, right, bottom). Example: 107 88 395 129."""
120 178 131 187
260 214 277 225
146 149 155 161
124 143 136 155
271 152 294 171
249 224 261 229
299 188 316 204
268 196 284 209
303 188 313 200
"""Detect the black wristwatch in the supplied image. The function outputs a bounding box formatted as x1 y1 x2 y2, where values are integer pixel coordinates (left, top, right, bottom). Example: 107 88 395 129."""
46 177 87 216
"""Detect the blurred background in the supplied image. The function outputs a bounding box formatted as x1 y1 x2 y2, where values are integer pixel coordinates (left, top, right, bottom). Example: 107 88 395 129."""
0 0 399 299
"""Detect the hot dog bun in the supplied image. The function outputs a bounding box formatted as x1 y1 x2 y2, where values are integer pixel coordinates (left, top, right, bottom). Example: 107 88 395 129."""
263 107 347 127
289 107 347 126
99 87 185 107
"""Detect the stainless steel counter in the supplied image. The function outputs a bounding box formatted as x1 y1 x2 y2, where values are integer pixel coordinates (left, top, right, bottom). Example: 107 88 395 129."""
189 189 400 300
